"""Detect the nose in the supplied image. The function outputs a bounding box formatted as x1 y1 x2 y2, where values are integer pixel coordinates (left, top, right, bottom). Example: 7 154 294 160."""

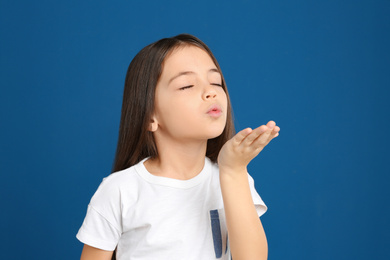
203 85 217 100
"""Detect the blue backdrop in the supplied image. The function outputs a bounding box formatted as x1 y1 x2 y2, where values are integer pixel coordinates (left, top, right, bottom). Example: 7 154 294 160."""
1 0 389 259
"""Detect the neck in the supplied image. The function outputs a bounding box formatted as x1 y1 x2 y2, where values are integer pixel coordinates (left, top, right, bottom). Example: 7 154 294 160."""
144 136 208 180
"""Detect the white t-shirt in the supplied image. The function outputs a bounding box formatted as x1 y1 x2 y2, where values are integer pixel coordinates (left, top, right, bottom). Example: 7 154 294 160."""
76 157 267 260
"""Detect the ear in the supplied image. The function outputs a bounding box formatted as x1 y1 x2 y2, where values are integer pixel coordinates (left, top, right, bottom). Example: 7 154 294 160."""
148 115 158 132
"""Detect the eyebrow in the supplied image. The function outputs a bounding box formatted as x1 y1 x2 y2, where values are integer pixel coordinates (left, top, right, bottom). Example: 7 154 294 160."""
168 68 221 84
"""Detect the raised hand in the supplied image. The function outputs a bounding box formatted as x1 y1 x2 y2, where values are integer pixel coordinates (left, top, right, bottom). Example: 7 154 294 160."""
218 121 280 173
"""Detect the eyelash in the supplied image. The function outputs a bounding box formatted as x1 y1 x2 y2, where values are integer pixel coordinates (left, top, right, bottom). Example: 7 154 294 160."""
179 85 194 90
179 84 222 90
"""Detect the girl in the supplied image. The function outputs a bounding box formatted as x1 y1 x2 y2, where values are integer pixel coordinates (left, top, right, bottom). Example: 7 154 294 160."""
76 34 280 260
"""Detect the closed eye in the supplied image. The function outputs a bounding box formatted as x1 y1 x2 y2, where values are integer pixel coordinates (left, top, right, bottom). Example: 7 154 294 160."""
179 85 194 90
211 83 222 87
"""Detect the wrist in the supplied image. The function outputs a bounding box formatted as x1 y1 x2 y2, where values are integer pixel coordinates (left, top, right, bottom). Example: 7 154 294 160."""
219 165 247 173
218 165 248 181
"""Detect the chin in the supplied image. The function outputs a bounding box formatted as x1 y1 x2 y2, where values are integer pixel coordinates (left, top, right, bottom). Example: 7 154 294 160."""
206 127 226 140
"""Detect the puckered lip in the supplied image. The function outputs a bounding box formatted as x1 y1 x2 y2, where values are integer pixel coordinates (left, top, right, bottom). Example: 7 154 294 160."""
206 104 222 114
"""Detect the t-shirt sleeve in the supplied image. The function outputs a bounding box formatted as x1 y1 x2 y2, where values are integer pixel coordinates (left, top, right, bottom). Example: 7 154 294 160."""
76 177 123 251
247 173 268 217
76 205 120 251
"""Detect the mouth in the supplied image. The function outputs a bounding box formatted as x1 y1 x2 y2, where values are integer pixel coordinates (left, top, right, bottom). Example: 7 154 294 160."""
207 104 222 117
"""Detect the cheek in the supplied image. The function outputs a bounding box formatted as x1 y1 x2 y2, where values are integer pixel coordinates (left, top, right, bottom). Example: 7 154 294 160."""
155 97 195 126
220 90 228 110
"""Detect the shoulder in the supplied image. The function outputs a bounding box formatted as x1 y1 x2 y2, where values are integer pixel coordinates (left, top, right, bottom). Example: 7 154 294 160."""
89 164 141 209
102 165 138 188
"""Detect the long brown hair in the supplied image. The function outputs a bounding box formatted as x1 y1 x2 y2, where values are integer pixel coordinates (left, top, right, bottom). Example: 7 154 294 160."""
112 34 235 173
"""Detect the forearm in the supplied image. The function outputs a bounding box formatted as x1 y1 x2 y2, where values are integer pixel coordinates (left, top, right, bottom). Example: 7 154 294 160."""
217 121 279 259
220 168 268 260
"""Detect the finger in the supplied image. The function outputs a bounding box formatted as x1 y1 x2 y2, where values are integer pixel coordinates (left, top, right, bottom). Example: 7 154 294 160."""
264 121 279 141
267 121 276 129
253 124 279 148
233 128 253 144
243 121 277 145
242 125 268 144
271 126 280 137
252 127 274 148
267 126 280 142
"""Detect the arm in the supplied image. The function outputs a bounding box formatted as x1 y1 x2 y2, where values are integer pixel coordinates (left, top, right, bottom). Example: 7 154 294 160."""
80 244 113 260
218 121 280 260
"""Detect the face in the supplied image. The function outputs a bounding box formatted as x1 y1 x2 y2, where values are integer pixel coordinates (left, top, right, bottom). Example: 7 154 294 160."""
151 45 228 143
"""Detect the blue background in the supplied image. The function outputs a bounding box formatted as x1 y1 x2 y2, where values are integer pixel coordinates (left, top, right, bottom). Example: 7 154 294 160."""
1 0 389 259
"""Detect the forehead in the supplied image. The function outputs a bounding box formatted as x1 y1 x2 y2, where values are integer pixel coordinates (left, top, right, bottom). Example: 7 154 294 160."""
161 45 217 75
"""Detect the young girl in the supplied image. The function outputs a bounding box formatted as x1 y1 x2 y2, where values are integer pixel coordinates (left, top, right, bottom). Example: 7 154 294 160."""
76 34 280 260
